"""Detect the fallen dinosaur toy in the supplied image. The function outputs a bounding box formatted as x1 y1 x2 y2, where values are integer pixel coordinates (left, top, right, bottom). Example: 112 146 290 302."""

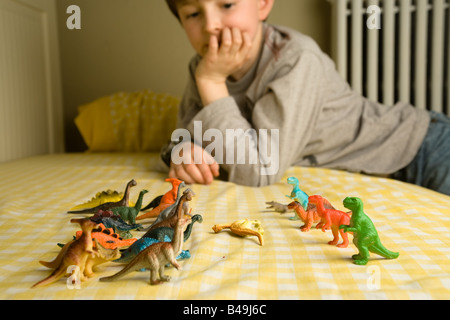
340 197 399 265
212 219 264 246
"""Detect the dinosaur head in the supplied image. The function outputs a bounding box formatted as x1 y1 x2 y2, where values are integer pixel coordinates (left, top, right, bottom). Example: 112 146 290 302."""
129 179 137 187
287 201 301 209
343 197 363 211
307 195 323 206
287 177 299 185
183 188 195 201
71 218 99 232
140 189 149 195
166 178 184 187
191 214 203 223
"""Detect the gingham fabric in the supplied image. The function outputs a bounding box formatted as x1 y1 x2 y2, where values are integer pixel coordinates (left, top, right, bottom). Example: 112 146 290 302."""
0 153 449 300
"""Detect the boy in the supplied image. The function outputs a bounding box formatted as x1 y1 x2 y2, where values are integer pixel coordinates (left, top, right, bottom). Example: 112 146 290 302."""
162 0 450 195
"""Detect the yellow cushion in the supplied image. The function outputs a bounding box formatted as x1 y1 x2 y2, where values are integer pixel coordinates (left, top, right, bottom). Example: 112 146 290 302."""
75 90 179 152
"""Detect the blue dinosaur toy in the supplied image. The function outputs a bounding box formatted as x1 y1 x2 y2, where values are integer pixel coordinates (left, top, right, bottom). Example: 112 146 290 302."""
286 177 309 212
114 236 190 266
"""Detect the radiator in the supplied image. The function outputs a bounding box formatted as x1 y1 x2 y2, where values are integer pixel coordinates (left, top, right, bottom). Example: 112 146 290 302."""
329 0 450 115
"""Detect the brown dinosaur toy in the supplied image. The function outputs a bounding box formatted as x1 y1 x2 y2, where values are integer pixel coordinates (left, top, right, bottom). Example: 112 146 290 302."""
308 195 351 248
68 179 137 214
32 218 99 288
141 189 195 237
99 217 192 285
44 238 120 280
287 198 335 232
84 239 121 278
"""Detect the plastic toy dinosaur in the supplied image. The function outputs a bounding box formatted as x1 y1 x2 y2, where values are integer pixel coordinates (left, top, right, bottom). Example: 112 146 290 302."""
145 196 190 232
136 179 185 221
75 223 137 250
32 218 99 288
69 190 130 212
68 179 137 214
91 210 143 239
111 189 148 225
287 198 335 232
143 214 203 242
286 177 309 210
266 201 290 213
114 235 191 264
212 219 264 246
141 189 195 236
45 238 120 281
83 239 121 278
308 195 351 248
340 197 399 265
100 217 192 285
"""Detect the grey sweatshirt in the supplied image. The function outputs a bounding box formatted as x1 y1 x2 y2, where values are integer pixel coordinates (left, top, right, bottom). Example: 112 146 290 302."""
176 24 430 187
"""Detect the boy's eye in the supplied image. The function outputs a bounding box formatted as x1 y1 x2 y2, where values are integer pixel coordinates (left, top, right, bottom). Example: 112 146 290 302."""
222 2 235 9
186 11 199 19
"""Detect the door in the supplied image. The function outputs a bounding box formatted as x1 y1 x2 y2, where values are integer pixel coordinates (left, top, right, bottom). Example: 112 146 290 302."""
0 0 63 162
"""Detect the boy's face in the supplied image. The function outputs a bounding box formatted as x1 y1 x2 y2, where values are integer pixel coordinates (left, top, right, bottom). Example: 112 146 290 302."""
177 0 272 57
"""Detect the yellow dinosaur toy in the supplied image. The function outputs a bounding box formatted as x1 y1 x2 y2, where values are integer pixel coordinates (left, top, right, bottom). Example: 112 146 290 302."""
212 219 264 246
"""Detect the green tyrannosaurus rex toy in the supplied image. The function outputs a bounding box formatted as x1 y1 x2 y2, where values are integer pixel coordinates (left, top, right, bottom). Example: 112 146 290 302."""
339 197 399 265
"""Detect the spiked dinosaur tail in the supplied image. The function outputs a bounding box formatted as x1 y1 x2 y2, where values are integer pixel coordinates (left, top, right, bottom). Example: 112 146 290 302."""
371 239 400 259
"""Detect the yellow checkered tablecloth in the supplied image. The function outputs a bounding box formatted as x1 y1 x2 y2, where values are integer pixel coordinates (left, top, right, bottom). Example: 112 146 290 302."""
0 153 449 300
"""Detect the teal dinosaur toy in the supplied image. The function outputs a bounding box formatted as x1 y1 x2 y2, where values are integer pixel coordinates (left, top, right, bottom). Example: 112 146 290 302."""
114 236 190 265
339 197 399 265
111 189 148 225
286 177 309 220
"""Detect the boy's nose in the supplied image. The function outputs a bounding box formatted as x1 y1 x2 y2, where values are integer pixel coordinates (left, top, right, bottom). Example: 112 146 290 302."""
204 12 222 35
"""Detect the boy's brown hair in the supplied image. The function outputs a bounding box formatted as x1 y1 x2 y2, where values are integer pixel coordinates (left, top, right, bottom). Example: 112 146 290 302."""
165 0 180 20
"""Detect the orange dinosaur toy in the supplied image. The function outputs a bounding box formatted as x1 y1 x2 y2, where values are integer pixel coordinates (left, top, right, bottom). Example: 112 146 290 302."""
287 198 335 232
308 195 351 248
136 178 184 221
32 218 99 288
75 223 137 250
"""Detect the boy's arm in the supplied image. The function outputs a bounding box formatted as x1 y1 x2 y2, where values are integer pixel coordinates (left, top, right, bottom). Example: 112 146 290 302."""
188 51 328 187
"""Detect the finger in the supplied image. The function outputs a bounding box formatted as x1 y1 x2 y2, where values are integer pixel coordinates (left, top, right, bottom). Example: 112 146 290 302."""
230 27 243 55
208 34 219 57
183 163 206 184
196 162 215 185
202 150 220 177
210 162 220 177
219 27 232 53
174 165 197 185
